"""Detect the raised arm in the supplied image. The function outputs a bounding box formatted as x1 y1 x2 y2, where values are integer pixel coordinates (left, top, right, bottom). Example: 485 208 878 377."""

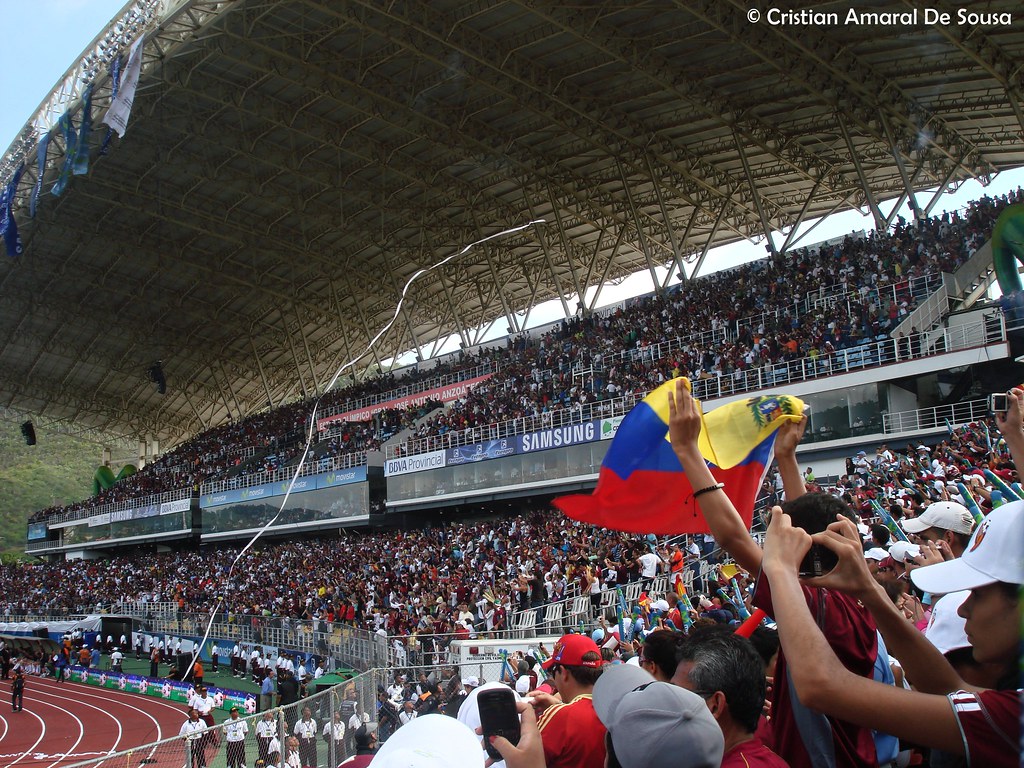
668 379 762 574
995 387 1024 470
761 509 964 755
773 416 808 501
802 516 969 696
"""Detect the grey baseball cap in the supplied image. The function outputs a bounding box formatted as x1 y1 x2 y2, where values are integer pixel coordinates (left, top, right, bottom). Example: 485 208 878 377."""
592 664 723 768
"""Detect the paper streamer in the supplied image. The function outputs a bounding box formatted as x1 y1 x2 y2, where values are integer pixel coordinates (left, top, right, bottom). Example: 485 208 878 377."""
183 219 547 676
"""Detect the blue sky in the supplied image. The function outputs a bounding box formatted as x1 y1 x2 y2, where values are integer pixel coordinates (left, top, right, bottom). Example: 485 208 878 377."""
2 0 1021 359
0 0 127 153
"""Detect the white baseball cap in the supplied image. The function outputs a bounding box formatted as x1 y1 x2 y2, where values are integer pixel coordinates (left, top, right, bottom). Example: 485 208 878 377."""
372 714 483 768
900 501 976 536
887 542 921 564
863 547 889 562
924 591 970 656
912 501 1024 594
593 664 723 768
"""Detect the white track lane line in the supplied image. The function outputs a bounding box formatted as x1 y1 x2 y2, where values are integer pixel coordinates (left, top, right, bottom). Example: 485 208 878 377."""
0 710 9 743
6 693 85 768
28 678 181 765
16 688 115 766
2 706 46 768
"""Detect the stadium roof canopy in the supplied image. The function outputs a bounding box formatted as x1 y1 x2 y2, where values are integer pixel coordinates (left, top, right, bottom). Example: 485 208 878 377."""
1 0 1023 447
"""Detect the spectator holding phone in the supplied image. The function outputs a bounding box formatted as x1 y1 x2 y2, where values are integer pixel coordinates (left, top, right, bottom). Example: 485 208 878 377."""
763 495 1021 766
669 380 884 768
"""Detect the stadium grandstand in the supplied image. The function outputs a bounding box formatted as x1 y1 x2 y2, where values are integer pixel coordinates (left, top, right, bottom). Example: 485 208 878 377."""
1 2 1023 767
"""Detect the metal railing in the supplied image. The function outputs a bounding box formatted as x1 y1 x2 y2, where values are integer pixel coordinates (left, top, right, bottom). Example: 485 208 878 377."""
387 313 1006 460
113 601 182 620
67 667 390 768
137 612 391 672
40 487 193 527
200 451 368 495
883 397 992 434
314 361 498 424
387 391 643 458
736 271 943 337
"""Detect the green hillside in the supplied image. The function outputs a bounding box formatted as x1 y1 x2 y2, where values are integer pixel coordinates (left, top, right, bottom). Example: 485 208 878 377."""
0 413 132 558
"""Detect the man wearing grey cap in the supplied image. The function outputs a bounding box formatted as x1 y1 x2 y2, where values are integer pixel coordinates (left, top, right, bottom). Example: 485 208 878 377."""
592 663 724 768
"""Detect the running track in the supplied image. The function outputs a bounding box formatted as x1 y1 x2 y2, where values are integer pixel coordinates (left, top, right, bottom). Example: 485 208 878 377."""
0 675 190 768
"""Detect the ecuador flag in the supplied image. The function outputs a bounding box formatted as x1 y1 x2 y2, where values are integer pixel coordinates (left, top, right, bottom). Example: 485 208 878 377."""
554 378 803 534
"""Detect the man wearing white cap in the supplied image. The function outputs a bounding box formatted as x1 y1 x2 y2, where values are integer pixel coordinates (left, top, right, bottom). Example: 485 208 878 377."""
760 499 1022 768
900 500 975 557
370 715 481 767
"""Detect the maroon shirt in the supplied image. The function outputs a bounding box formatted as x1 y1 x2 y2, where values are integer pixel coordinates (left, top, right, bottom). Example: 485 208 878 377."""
948 689 1020 767
537 694 607 768
753 576 879 768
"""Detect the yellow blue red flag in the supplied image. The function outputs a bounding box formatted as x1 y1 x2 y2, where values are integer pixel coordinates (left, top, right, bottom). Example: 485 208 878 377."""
554 378 803 534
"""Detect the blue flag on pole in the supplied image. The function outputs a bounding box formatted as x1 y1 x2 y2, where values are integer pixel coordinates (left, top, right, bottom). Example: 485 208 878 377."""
29 133 50 218
51 112 77 196
0 165 25 257
73 85 93 175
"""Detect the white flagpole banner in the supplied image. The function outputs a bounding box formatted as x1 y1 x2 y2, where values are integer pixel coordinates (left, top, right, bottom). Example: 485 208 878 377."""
102 38 144 138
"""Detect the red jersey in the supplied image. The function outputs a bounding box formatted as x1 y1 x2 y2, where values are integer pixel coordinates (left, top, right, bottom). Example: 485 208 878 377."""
948 689 1020 767
722 736 791 768
537 693 606 768
753 577 878 768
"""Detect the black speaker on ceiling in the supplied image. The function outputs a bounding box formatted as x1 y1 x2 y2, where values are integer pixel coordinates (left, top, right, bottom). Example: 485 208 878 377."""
148 361 167 394
21 421 36 446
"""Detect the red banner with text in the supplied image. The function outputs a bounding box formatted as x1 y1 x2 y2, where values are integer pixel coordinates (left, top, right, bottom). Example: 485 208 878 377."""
316 373 493 430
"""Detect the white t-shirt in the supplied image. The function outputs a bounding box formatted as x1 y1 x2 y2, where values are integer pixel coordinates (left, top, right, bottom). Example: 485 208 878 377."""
224 718 249 742
194 695 215 716
294 718 317 739
179 719 207 741
638 552 660 578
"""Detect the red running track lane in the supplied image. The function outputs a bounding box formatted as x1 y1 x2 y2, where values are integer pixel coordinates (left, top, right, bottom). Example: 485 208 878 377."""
0 675 192 768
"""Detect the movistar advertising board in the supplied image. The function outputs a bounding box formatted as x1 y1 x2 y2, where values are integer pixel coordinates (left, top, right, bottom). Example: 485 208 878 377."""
201 466 367 508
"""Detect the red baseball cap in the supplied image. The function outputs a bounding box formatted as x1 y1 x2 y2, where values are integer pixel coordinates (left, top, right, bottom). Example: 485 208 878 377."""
542 634 603 670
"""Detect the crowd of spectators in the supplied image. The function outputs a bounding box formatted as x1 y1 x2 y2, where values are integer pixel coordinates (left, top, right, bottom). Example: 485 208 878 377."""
2 507 683 634
325 385 1021 768
29 188 1022 525
8 355 1024 765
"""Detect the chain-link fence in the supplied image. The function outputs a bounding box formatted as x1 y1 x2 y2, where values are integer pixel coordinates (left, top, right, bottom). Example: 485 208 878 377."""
66 658 530 768
68 668 384 768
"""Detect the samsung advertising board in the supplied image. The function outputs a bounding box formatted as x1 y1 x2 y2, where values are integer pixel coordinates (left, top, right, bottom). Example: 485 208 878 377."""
517 420 601 453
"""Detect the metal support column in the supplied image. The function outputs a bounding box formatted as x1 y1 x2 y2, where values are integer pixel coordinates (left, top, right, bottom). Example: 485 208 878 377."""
837 114 886 230
250 336 275 409
617 158 662 292
733 130 777 257
879 112 923 221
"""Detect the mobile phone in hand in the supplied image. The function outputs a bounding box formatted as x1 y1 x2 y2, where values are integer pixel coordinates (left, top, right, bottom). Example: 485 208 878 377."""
477 687 521 761
799 543 838 578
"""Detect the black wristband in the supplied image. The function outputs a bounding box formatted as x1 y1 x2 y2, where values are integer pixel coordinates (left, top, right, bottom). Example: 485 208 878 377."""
693 483 725 499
